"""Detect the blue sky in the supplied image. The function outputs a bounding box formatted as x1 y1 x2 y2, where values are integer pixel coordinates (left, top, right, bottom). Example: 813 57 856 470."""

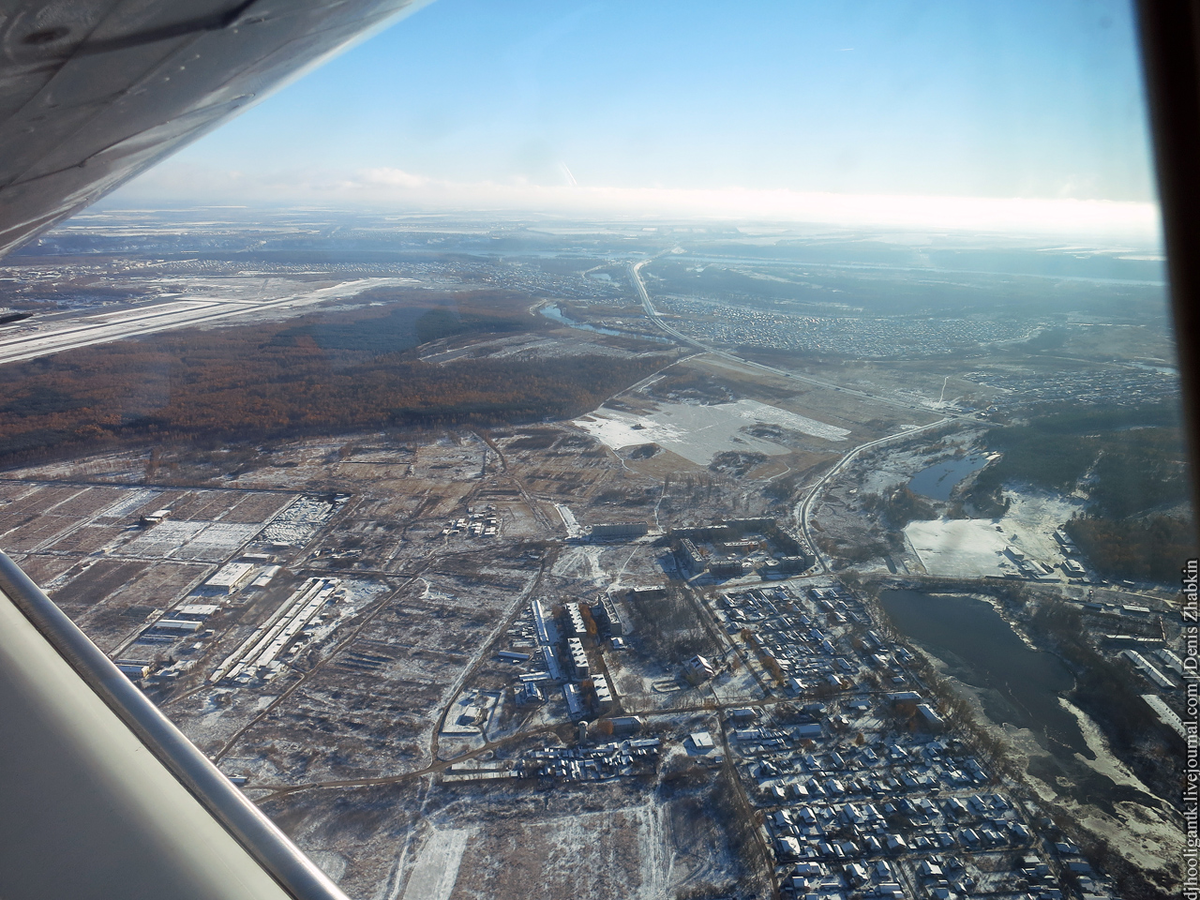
113 0 1159 238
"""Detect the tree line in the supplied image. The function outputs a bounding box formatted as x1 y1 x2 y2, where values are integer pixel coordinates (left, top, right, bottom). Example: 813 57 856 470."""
0 290 674 466
962 403 1194 581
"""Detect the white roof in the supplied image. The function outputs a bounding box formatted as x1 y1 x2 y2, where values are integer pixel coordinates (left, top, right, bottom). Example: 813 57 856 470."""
206 562 255 587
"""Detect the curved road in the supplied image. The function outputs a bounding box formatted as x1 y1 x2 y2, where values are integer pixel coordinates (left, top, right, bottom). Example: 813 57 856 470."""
795 417 953 572
628 258 967 572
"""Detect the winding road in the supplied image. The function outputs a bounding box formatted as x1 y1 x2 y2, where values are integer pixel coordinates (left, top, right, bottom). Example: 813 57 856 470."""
627 257 969 571
794 416 953 572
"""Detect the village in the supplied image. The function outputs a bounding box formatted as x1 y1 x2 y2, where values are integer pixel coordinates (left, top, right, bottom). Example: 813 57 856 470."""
442 555 1118 900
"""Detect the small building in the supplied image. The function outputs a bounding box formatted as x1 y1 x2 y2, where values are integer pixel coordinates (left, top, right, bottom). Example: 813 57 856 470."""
1121 650 1176 689
608 716 644 736
673 524 737 543
689 731 715 751
175 604 220 620
592 673 613 713
708 556 747 579
1101 633 1159 648
516 682 544 706
139 508 172 527
916 703 945 731
759 560 783 579
566 604 588 638
567 637 590 679
1156 649 1185 677
777 835 802 857
250 565 280 589
541 644 565 681
777 555 811 574
590 595 626 636
532 598 554 645
684 654 715 685
627 586 668 602
727 707 758 726
150 619 203 634
116 662 150 680
563 683 586 719
676 539 705 575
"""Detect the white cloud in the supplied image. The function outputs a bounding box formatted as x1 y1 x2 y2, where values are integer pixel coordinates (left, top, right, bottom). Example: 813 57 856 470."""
112 162 1161 246
358 167 429 189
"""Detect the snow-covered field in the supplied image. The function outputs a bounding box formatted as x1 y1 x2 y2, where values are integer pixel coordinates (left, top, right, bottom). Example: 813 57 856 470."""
904 518 1016 578
0 277 420 366
999 489 1086 563
400 828 471 900
906 486 1087 579
260 495 342 545
729 399 850 441
575 398 849 465
96 488 162 520
116 519 261 561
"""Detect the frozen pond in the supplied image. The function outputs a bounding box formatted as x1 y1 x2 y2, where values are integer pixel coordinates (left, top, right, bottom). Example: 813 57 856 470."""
878 590 1086 756
574 398 849 465
907 454 988 501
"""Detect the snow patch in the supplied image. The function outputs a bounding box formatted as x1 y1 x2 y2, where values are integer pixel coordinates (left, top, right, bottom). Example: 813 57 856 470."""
575 398 848 466
401 828 471 900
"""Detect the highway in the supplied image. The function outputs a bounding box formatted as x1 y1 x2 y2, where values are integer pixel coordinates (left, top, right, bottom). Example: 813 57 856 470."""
0 278 409 366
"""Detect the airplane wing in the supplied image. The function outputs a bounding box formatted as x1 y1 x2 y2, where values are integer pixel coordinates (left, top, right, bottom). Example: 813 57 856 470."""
0 0 432 258
0 550 350 899
0 5 436 893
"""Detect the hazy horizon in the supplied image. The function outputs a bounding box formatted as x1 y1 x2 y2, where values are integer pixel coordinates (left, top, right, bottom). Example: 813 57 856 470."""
103 0 1160 244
